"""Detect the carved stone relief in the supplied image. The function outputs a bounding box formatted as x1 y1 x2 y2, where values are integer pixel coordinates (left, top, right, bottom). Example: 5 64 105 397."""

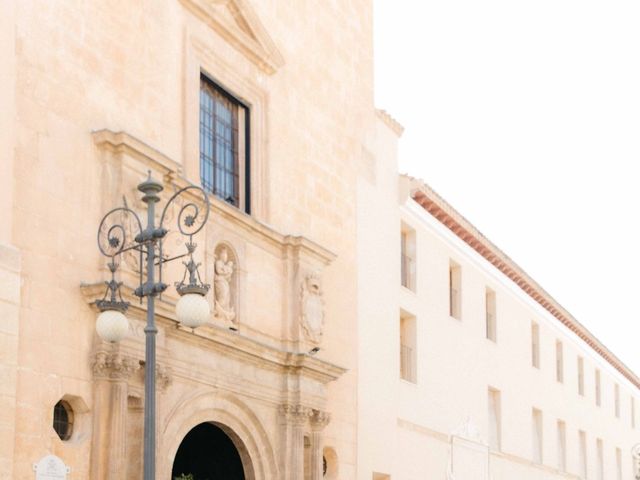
300 273 325 343
310 409 331 431
91 351 139 380
213 244 237 325
279 404 311 426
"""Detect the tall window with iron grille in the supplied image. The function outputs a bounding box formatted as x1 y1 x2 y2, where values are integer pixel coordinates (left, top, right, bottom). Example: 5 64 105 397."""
200 74 250 213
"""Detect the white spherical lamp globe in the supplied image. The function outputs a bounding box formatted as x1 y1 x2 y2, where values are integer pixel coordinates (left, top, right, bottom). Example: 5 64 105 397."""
176 293 210 329
96 309 129 342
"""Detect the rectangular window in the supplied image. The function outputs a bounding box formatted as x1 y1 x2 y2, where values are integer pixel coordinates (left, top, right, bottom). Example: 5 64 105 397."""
557 420 566 472
488 388 501 451
532 408 543 464
449 262 461 319
531 322 540 369
579 430 587 478
200 74 250 212
595 369 601 407
596 439 604 480
400 312 417 383
400 225 416 291
578 357 585 396
615 384 620 418
616 447 622 480
485 288 497 342
596 438 604 480
556 340 564 383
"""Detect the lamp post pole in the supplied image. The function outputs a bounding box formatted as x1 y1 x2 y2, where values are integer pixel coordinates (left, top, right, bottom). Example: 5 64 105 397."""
95 173 211 480
140 177 163 480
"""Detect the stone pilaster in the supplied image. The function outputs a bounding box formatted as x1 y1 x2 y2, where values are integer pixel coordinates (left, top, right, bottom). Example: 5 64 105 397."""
90 351 139 480
279 404 311 480
309 410 331 480
0 244 20 479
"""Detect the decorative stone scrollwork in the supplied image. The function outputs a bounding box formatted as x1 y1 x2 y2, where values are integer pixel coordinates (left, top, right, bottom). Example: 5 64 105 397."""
91 351 139 380
300 273 325 343
279 404 312 426
310 409 331 431
213 244 237 324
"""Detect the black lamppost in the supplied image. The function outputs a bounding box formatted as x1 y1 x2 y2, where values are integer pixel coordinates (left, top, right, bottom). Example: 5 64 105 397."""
94 173 211 480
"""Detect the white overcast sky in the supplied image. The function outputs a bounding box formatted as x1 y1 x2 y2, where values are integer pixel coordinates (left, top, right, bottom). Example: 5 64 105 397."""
373 1 640 375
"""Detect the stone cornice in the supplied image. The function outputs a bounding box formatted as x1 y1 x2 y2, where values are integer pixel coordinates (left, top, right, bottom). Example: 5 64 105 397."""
80 283 347 386
375 109 404 137
408 177 640 390
92 129 336 265
92 129 182 178
179 0 284 75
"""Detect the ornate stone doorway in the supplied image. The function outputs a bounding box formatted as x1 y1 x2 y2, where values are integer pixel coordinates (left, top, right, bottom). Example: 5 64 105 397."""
171 422 246 480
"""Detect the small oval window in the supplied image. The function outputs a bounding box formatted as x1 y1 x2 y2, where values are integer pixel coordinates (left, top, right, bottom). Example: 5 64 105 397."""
53 400 73 441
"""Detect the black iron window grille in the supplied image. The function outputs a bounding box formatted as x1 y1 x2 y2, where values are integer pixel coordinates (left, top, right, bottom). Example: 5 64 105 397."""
199 74 250 212
53 400 73 441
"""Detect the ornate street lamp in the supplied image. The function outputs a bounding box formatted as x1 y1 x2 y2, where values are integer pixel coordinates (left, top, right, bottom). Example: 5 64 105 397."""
95 172 210 480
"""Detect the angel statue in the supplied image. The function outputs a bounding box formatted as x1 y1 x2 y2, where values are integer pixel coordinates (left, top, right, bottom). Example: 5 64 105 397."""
214 247 236 323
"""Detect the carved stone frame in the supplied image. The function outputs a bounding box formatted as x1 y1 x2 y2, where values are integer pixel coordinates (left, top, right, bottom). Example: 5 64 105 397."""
182 29 270 222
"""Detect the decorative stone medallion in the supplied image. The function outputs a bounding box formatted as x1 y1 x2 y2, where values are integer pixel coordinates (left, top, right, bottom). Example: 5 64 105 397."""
300 273 324 343
33 455 70 480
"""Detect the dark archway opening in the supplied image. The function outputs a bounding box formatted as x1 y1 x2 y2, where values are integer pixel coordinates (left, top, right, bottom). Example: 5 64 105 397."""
171 422 246 480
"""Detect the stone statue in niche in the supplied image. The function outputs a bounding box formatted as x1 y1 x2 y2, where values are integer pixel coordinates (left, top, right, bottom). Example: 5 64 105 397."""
300 273 324 343
214 246 236 324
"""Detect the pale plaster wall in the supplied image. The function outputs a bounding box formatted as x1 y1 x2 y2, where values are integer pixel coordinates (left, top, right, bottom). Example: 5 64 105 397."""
356 116 402 479
356 134 640 479
391 196 640 479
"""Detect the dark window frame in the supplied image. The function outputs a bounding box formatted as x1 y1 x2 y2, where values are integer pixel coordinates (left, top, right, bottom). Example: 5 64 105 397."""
199 73 251 214
53 400 74 441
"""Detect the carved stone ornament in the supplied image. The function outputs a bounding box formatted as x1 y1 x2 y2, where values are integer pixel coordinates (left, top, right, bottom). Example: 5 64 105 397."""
279 404 311 426
156 363 173 391
214 246 236 324
91 351 139 380
300 273 324 343
33 454 70 480
310 409 331 430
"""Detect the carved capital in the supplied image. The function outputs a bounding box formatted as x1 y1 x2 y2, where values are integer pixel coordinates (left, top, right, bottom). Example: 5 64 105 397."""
310 409 331 431
156 363 173 392
279 404 311 426
92 351 139 380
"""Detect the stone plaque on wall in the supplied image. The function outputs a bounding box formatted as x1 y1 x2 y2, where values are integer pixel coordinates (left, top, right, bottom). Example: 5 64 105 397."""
33 455 70 480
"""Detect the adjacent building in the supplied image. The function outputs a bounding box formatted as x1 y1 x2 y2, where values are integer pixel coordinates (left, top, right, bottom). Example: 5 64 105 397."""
358 165 640 479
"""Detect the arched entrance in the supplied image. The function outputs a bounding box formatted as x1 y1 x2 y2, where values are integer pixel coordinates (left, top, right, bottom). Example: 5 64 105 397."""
171 422 246 480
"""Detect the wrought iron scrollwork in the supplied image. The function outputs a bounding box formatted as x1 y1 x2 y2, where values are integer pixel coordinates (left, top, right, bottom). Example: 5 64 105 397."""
95 179 211 308
160 185 210 237
97 206 144 258
96 206 144 312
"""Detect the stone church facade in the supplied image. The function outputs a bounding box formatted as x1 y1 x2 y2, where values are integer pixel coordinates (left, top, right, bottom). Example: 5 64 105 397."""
0 0 378 478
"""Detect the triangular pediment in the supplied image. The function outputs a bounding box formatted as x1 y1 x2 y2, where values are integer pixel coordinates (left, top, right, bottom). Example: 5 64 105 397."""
181 0 285 74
